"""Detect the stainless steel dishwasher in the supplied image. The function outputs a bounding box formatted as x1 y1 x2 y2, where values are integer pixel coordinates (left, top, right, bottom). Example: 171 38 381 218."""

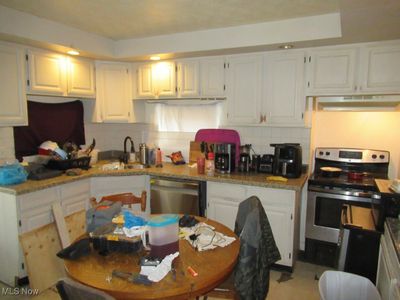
150 177 206 216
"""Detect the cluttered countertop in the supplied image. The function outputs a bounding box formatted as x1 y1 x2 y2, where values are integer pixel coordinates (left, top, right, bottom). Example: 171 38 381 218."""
0 160 308 196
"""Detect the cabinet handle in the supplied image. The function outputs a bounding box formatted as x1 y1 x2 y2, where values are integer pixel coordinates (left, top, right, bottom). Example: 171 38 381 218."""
263 115 267 123
354 85 357 91
259 114 263 123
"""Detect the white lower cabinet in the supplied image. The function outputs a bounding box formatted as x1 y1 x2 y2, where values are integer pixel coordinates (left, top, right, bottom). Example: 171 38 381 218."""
207 181 299 268
376 222 400 300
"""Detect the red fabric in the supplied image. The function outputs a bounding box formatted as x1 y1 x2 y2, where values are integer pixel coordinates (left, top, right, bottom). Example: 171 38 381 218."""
194 129 241 163
13 100 85 161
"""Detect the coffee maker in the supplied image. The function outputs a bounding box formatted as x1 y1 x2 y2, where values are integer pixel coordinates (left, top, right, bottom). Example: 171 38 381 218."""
238 144 251 172
271 143 302 178
214 143 236 174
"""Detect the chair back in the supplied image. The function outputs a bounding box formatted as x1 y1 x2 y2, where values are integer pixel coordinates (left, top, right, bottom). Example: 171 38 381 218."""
56 277 115 300
91 191 147 211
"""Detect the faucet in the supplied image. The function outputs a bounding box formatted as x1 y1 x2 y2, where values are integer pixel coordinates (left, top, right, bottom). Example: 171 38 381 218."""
121 136 135 164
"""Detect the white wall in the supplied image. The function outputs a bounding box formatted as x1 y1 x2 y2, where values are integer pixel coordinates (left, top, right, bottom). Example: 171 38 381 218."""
311 111 400 178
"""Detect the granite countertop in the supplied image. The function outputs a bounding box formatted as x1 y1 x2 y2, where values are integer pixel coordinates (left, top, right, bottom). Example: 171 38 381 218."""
386 218 400 264
0 161 308 195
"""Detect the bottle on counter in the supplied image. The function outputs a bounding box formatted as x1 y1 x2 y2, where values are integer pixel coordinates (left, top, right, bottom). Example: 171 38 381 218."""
205 152 215 176
156 148 163 168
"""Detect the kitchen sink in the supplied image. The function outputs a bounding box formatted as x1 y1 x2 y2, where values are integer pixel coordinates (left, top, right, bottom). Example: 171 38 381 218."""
98 150 125 160
101 161 144 171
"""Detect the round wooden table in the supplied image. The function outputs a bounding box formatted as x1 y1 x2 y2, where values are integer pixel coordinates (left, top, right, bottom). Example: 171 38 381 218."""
64 217 240 299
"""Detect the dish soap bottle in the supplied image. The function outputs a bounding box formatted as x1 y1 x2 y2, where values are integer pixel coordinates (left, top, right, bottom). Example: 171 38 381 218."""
205 152 215 176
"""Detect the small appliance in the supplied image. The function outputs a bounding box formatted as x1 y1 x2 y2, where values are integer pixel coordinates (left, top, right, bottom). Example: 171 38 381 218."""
258 154 274 173
271 143 302 178
214 143 236 174
238 144 251 172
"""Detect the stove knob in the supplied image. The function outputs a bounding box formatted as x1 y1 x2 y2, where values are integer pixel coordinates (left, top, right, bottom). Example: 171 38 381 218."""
379 154 385 159
319 151 323 155
372 154 377 159
325 151 330 156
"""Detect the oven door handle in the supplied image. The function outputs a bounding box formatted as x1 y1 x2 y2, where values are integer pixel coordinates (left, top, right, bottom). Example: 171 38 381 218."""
341 204 349 226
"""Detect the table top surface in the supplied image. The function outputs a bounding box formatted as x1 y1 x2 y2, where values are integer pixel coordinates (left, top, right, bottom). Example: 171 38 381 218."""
64 217 240 300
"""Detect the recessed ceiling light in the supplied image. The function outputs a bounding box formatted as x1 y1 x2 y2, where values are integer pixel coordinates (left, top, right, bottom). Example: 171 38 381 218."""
67 49 80 55
150 56 161 61
279 44 294 49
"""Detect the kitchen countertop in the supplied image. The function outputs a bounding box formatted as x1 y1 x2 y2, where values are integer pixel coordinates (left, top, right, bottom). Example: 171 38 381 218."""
386 218 400 264
375 179 400 197
0 161 308 195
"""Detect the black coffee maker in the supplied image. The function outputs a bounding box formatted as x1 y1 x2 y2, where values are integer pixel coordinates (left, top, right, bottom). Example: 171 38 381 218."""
238 144 251 172
271 143 302 178
214 143 236 174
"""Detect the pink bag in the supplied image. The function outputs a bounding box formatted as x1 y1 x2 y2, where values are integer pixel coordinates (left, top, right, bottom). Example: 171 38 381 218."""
194 129 241 164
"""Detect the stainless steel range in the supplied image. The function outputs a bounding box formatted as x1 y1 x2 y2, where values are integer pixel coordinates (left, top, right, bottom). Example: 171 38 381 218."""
305 147 389 266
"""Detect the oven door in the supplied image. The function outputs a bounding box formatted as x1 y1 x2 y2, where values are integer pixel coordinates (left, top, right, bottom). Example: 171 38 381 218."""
306 186 373 244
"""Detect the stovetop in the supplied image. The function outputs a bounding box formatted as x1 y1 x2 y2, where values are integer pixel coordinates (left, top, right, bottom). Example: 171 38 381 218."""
308 172 387 192
309 148 390 192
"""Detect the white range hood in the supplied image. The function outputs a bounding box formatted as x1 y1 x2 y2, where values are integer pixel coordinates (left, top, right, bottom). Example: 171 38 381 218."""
315 95 400 111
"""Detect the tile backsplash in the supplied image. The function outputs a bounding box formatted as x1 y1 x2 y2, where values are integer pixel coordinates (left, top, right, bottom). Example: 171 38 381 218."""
3 122 310 165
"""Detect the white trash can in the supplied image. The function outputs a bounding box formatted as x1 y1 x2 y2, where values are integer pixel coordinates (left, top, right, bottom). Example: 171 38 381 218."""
319 271 381 300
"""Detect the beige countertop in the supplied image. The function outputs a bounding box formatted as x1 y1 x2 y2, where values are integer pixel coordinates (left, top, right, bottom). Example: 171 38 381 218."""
0 161 308 196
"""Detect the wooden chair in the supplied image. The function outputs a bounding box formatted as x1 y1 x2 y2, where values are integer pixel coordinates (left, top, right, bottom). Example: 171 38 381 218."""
90 191 147 212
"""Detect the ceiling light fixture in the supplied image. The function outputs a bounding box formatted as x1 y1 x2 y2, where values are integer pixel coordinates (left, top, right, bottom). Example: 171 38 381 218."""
279 44 294 49
67 49 80 55
150 56 161 61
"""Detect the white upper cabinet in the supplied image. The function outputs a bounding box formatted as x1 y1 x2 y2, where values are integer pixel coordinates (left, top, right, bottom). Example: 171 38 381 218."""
26 48 95 98
66 57 96 97
136 63 154 98
306 41 400 95
200 57 226 97
0 42 27 126
134 57 226 99
95 61 133 123
177 59 199 97
359 43 400 93
153 61 177 98
136 61 176 98
225 54 263 124
264 51 305 126
306 47 357 95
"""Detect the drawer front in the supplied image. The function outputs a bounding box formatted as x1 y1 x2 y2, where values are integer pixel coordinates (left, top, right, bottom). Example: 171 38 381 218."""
207 182 247 201
18 187 59 212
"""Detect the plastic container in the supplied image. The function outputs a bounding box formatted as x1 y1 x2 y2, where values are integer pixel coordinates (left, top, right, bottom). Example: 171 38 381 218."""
319 271 381 300
205 152 215 176
147 214 179 259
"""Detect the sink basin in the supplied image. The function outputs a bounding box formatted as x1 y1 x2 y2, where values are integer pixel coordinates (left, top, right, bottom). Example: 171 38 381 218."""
101 161 144 171
98 150 125 161
125 163 144 169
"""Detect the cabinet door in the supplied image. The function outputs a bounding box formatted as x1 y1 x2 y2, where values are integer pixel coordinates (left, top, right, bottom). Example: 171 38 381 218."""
136 64 154 98
0 42 27 126
67 57 95 97
360 44 400 94
95 62 133 122
153 61 176 98
207 182 247 230
226 54 263 124
26 49 66 95
247 186 295 267
177 60 199 97
200 57 225 97
18 187 59 233
306 48 357 95
60 179 90 216
264 51 305 126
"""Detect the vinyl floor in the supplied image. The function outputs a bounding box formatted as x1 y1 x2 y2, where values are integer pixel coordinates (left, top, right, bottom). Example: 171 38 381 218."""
0 261 330 300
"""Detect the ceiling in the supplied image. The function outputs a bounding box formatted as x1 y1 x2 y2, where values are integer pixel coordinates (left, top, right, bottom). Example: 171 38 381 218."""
0 0 399 60
0 0 340 40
